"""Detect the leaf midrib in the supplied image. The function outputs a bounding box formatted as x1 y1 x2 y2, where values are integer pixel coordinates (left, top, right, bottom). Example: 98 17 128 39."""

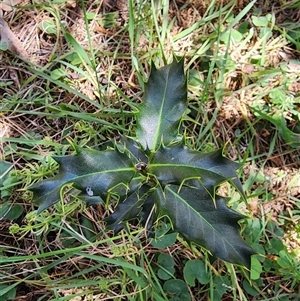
166 187 239 252
153 73 169 150
150 163 229 176
68 167 135 178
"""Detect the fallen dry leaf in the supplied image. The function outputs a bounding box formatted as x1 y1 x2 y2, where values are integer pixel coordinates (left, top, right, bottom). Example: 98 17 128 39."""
65 0 76 8
0 16 29 59
0 0 21 11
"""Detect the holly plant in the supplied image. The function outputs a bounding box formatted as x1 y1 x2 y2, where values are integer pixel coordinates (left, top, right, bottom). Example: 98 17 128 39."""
29 58 254 267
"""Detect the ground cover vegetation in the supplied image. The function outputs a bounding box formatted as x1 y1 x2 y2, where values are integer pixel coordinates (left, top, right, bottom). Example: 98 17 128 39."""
0 0 300 300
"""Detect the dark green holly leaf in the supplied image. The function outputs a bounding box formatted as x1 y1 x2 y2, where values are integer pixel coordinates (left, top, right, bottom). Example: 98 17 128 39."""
30 148 136 212
116 136 148 163
29 172 76 213
136 58 187 151
105 185 155 233
77 194 104 207
28 58 254 268
105 190 144 233
149 144 244 197
140 194 157 237
155 184 254 267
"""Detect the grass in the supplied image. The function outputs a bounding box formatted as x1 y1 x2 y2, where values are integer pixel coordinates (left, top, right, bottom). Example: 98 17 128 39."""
1 0 300 300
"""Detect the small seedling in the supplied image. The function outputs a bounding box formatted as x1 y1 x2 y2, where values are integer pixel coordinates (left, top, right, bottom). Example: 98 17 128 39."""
29 58 254 267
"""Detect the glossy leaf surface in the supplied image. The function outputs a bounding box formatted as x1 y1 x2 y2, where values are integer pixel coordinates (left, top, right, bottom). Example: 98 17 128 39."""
136 58 187 151
105 185 155 233
155 184 254 267
29 59 254 267
149 145 244 196
30 147 136 212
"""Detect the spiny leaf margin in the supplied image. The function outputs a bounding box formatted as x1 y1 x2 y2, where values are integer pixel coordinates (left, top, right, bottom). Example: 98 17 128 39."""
28 58 255 268
155 183 254 267
29 145 137 213
135 57 187 152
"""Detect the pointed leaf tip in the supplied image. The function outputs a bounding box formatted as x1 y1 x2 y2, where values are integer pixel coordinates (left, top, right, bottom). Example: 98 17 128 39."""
155 185 254 267
30 148 136 212
150 144 244 196
136 59 187 151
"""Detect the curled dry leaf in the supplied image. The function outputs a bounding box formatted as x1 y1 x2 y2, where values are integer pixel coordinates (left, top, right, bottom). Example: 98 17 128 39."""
65 0 76 8
0 17 29 59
